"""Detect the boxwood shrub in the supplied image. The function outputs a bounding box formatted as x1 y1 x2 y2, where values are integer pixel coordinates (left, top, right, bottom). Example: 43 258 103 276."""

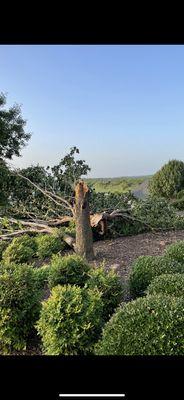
146 273 184 297
36 233 65 259
85 265 124 321
129 255 184 298
36 284 103 355
33 265 50 289
2 235 37 264
0 263 43 354
164 241 184 263
95 294 184 355
48 254 91 289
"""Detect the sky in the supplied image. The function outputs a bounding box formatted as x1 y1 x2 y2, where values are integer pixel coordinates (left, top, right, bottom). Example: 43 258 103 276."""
0 45 184 178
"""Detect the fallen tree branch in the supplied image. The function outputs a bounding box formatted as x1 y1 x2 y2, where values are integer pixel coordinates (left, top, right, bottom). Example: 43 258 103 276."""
15 172 73 213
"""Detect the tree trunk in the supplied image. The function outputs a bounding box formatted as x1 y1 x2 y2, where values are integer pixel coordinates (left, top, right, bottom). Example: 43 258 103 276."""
74 180 94 260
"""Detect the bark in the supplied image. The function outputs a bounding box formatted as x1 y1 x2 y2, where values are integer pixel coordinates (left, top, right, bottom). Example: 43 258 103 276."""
73 180 94 260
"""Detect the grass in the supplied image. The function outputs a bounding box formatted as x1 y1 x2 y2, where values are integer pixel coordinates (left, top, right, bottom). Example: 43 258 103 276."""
85 176 151 194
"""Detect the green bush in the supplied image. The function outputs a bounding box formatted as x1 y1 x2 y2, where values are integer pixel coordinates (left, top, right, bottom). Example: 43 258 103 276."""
36 233 65 259
0 263 43 354
33 265 50 289
36 284 103 355
146 273 184 297
176 189 184 199
171 198 184 211
164 241 184 263
149 159 184 198
86 266 124 321
2 235 37 264
95 295 184 355
48 254 91 289
0 240 8 260
129 255 184 298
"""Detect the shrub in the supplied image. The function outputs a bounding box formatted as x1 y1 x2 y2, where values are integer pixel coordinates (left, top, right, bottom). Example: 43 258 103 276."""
95 295 184 355
149 159 184 198
36 284 103 355
129 255 184 298
0 240 8 260
33 265 50 289
164 241 184 263
48 254 91 289
2 234 37 264
171 198 184 211
36 233 65 259
0 263 43 354
146 273 184 297
85 265 124 321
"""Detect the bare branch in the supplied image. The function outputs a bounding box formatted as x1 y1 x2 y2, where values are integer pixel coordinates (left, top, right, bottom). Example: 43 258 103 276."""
14 172 73 213
44 190 73 213
0 228 51 240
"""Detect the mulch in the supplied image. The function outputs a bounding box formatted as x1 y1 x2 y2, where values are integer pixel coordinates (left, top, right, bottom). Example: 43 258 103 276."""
92 230 184 299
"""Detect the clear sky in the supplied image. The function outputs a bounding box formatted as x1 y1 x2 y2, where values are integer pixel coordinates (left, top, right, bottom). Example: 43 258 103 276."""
0 45 184 177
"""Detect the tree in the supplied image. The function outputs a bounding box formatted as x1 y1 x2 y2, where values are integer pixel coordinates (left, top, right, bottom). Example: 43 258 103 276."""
50 146 91 195
0 92 31 160
149 160 184 199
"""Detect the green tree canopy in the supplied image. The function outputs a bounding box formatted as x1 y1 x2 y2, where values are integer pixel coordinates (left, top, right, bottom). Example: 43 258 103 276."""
149 159 184 198
0 92 31 160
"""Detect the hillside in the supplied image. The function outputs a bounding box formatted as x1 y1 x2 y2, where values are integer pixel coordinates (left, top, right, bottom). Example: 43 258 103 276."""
85 175 151 195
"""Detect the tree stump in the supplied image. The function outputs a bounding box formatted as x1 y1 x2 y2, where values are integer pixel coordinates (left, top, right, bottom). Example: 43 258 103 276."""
74 180 94 260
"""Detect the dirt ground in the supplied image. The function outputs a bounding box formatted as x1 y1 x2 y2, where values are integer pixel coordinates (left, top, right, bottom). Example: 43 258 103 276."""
92 229 184 283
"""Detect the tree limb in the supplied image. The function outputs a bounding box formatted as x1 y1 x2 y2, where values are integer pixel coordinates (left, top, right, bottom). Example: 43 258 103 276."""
14 172 73 213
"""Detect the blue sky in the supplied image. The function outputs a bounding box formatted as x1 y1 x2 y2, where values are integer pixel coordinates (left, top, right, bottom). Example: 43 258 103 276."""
0 45 184 177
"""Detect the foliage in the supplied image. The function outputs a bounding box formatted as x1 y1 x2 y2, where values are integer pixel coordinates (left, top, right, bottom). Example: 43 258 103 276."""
95 294 184 355
1 147 91 219
146 273 184 297
36 284 103 355
132 197 177 229
129 255 184 298
50 146 91 195
0 262 43 354
89 190 135 213
85 265 124 321
7 165 54 218
0 92 31 161
171 197 184 211
0 240 8 260
0 160 12 206
164 241 184 263
59 221 76 240
36 233 65 259
33 265 50 289
48 254 91 289
149 160 184 198
2 234 37 264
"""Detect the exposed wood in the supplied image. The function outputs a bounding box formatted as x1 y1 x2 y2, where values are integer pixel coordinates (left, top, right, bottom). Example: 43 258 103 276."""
74 180 94 260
